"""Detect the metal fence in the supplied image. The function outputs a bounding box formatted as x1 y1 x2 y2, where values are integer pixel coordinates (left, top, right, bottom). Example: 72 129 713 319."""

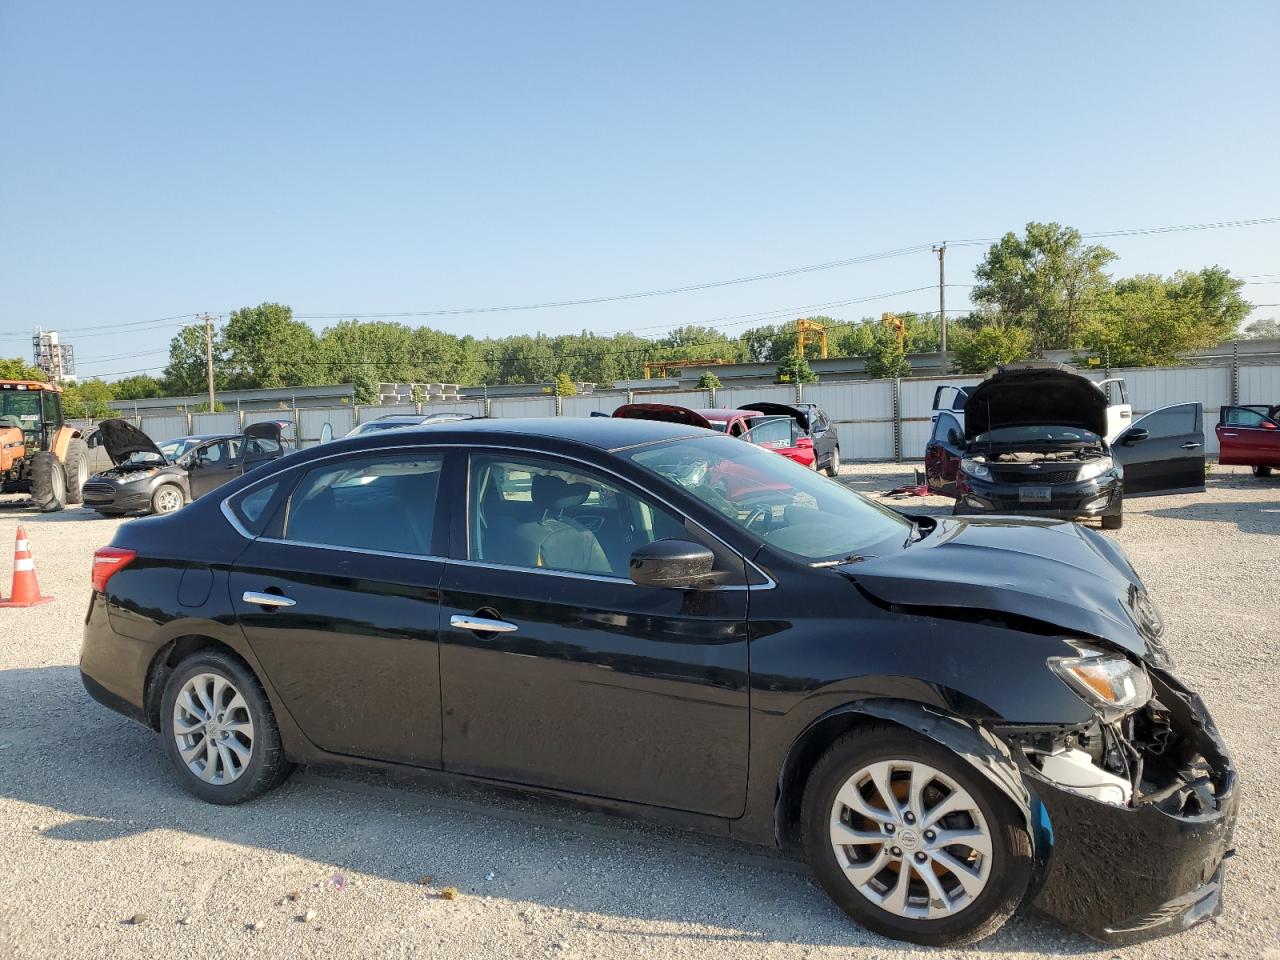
75 360 1280 462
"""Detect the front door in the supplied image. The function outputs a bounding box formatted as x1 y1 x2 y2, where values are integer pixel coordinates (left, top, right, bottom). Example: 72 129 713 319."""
230 450 447 767
1114 402 1206 494
438 451 751 817
187 439 242 499
925 412 965 495
1217 406 1280 467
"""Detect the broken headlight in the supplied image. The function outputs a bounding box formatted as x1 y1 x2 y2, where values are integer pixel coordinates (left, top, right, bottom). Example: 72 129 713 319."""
960 458 990 480
1049 643 1153 721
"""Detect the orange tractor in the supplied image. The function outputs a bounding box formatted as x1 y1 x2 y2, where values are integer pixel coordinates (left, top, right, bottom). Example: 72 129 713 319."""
0 380 91 511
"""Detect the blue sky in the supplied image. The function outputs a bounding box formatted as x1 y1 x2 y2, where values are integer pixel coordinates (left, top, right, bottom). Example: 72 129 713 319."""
1 1 1277 380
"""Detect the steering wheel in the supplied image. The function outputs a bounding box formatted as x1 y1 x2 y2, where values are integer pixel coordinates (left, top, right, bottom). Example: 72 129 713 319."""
741 503 773 532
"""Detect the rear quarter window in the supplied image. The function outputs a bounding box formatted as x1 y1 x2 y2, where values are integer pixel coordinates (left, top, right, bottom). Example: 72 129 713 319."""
225 478 286 536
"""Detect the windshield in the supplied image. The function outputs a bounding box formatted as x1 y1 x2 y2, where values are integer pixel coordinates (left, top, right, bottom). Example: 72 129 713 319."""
160 438 202 459
625 435 910 562
0 390 42 428
974 424 1101 445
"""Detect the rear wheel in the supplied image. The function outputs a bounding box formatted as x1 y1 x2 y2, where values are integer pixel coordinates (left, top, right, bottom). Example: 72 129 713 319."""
1254 465 1273 478
151 483 185 515
801 726 1032 946
62 438 90 505
1101 512 1123 530
29 453 67 512
826 446 842 477
159 650 292 804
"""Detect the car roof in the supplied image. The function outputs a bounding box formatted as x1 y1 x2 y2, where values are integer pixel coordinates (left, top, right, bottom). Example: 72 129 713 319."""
354 416 708 452
170 434 234 443
375 414 433 421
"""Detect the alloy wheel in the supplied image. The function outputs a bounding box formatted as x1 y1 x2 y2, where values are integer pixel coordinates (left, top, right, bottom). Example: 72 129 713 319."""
828 759 992 919
172 673 255 784
154 487 183 513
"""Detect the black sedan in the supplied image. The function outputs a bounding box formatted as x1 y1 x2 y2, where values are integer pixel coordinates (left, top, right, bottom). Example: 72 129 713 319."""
82 419 287 515
80 417 1235 946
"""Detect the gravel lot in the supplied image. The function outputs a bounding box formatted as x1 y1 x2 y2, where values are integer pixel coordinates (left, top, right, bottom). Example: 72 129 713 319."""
1 462 1277 960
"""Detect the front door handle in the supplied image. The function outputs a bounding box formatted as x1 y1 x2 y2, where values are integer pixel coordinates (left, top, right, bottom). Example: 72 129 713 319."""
243 590 296 608
450 614 518 634
1180 441 1202 450
1221 432 1238 437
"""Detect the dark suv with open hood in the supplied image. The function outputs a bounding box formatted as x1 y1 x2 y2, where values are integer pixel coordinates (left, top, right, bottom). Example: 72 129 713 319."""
925 364 1205 529
82 419 289 515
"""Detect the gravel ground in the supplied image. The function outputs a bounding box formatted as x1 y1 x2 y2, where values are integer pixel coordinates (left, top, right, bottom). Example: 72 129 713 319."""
1 463 1277 960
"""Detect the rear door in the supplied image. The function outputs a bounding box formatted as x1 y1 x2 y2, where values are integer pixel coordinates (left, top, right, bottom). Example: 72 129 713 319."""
1217 406 1280 467
229 448 447 766
924 412 964 495
1114 402 1205 494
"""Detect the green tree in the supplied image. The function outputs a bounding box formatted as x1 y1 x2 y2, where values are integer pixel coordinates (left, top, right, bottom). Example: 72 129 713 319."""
0 358 47 380
61 379 116 419
112 374 165 400
950 323 1033 373
1079 268 1250 367
973 222 1116 354
697 370 722 389
1238 316 1280 339
776 348 817 384
553 372 577 396
863 325 911 379
222 303 320 389
163 322 227 395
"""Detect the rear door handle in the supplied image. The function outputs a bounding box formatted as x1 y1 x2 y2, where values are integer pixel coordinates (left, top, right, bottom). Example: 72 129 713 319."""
1180 442 1202 450
450 614 518 634
243 590 296 608
1221 432 1238 437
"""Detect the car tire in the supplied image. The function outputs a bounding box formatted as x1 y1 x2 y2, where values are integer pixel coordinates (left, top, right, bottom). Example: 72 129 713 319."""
151 483 185 515
826 447 841 477
29 453 67 512
62 438 90 505
159 649 293 805
1254 465 1273 478
801 725 1032 947
1101 513 1123 530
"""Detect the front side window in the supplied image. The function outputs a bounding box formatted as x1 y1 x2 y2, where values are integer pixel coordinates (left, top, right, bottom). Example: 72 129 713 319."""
284 453 443 555
1132 405 1197 438
199 440 229 464
742 417 799 449
1222 408 1270 428
470 455 688 578
626 436 910 562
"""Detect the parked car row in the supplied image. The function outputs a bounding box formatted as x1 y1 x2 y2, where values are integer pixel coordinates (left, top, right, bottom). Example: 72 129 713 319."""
81 415 1237 948
1216 402 1280 476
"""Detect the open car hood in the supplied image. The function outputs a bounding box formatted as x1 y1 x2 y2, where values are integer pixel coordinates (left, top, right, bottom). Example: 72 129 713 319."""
964 365 1107 440
737 401 809 432
612 404 713 430
848 516 1169 664
94 418 167 466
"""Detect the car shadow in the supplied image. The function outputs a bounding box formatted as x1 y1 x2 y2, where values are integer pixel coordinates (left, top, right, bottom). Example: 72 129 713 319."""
0 664 1104 954
1142 499 1280 535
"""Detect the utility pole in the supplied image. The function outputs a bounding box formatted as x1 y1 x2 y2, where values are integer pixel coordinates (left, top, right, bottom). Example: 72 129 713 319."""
202 313 216 412
932 243 947 357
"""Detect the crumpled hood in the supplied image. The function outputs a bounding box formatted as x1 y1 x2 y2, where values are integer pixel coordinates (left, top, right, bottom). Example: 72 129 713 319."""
965 366 1108 440
95 418 167 466
849 516 1169 663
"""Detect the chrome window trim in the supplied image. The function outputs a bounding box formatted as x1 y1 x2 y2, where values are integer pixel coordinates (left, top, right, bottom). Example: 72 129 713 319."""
218 438 776 590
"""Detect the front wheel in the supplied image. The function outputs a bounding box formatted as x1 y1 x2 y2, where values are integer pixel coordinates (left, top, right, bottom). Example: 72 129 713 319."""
826 447 841 477
151 483 185 515
62 438 90 505
159 650 292 804
1254 465 1274 478
29 453 67 512
801 726 1032 946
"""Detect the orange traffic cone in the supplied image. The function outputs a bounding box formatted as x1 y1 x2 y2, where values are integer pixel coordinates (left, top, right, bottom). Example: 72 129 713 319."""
0 527 54 607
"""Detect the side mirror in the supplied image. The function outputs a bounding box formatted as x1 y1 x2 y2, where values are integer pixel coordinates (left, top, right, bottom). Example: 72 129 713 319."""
1121 427 1149 445
629 540 715 589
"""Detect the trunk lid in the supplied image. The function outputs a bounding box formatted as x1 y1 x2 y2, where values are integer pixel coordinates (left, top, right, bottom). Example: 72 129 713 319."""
612 404 714 430
737 401 810 433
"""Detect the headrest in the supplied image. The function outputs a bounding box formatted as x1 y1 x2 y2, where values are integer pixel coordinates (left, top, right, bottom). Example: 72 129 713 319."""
531 474 590 511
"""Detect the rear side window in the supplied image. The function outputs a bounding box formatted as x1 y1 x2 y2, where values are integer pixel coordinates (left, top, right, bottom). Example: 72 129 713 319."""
245 436 281 455
284 453 443 556
226 479 285 536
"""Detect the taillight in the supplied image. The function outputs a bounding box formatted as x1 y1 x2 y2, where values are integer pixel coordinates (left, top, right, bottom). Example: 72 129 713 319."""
92 546 137 593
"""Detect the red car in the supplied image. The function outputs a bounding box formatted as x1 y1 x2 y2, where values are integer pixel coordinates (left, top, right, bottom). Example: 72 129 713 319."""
611 404 818 469
1217 404 1280 477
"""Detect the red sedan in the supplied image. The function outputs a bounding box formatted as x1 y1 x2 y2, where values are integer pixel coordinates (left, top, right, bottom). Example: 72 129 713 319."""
1217 404 1280 477
611 404 818 469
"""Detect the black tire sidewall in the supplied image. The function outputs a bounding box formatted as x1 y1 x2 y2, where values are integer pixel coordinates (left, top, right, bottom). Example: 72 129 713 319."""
29 453 66 512
159 651 288 805
827 447 841 477
801 727 1032 947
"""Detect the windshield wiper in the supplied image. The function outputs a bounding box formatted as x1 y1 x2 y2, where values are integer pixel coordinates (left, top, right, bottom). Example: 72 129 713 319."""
812 552 871 568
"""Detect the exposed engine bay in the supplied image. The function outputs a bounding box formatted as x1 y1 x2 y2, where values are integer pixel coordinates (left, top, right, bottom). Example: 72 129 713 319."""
982 447 1109 465
1003 669 1231 817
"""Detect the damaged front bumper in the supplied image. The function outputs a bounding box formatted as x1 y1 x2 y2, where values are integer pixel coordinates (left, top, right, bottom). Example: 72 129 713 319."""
1001 670 1238 944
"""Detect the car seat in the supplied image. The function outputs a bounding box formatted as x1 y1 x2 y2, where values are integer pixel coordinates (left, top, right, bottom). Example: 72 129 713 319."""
509 475 612 574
